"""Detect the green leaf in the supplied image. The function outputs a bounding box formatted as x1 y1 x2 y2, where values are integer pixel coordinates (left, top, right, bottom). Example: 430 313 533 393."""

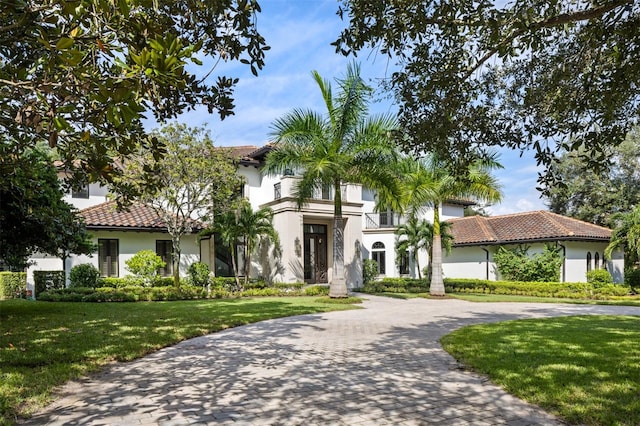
56 37 74 50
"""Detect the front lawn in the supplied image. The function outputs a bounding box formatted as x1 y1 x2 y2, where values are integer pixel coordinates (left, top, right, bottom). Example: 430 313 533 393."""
0 297 359 424
451 293 640 306
441 315 640 425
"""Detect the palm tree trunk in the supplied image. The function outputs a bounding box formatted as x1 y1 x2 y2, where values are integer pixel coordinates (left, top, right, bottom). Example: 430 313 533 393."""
330 215 348 297
415 252 422 280
430 205 446 296
230 243 241 291
330 181 348 297
243 241 251 288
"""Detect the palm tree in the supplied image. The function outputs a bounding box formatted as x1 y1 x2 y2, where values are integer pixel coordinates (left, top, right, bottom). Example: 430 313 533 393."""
387 154 502 296
213 200 279 290
236 202 280 287
263 62 399 297
395 217 430 279
605 206 640 266
395 217 453 280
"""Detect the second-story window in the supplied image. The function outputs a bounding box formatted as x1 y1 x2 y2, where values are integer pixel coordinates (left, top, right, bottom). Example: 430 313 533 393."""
72 184 89 199
274 182 281 200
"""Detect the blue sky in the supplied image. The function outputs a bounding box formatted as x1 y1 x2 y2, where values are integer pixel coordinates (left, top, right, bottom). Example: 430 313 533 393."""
168 0 547 215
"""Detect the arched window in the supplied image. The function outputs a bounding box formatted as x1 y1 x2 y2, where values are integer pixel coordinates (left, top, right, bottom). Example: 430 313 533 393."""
371 242 386 275
594 252 600 270
586 252 592 272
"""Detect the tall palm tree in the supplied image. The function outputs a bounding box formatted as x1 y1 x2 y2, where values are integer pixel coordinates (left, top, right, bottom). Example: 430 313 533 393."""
263 62 399 297
387 154 502 296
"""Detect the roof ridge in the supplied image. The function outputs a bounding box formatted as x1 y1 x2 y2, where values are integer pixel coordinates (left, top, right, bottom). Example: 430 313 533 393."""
476 215 498 242
542 210 612 231
540 210 575 236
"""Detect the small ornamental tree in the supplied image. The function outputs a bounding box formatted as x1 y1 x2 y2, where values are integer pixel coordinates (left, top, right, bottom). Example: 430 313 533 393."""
125 250 165 286
117 123 242 287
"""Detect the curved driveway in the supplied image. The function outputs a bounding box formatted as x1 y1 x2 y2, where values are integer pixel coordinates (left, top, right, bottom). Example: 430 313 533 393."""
26 296 640 425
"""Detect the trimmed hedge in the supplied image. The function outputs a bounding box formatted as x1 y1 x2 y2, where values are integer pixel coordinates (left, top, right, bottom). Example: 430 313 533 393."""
33 270 65 296
445 278 630 299
358 278 430 294
98 276 175 288
0 272 27 299
357 277 631 300
37 282 321 302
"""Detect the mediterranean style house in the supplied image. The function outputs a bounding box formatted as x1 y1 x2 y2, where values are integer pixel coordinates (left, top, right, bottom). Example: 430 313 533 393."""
25 145 624 290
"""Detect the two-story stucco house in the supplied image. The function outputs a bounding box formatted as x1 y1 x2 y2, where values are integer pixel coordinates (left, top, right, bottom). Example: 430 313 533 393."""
25 145 624 291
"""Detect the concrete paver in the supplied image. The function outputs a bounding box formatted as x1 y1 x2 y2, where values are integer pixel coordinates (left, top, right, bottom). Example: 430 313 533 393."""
23 295 640 425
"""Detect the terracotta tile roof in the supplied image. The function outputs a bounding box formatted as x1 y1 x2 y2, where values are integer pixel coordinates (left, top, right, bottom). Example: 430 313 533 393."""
80 201 202 232
448 210 612 246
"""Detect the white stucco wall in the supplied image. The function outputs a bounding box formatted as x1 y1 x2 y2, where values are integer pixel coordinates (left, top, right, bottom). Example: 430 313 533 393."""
443 246 495 281
27 231 202 291
63 182 110 210
443 241 625 284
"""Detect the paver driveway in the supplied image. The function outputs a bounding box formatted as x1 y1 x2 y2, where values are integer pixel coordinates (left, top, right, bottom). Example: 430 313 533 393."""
25 296 640 425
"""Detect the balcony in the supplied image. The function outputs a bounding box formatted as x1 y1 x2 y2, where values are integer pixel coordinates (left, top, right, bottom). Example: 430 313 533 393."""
273 178 349 202
365 212 405 229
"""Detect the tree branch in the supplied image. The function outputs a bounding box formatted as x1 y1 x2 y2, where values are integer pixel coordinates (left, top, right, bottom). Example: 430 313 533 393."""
462 0 633 82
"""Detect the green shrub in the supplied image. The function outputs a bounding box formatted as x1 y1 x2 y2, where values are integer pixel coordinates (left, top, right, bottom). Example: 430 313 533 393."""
188 262 211 288
69 264 100 288
304 285 330 296
124 250 165 285
586 269 613 287
625 268 640 293
493 245 563 282
33 270 65 296
0 272 26 299
444 278 631 299
362 259 379 285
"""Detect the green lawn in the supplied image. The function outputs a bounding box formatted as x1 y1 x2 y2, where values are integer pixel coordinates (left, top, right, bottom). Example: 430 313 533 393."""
441 315 640 425
450 293 640 306
0 297 359 424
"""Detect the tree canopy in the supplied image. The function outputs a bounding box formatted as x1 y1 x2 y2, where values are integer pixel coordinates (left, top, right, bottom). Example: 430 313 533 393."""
0 146 94 270
334 0 640 190
544 128 640 227
1 0 268 193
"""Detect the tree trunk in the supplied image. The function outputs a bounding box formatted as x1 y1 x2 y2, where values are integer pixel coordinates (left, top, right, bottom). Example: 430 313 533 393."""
230 243 241 291
172 235 181 288
330 215 348 297
430 205 446 296
244 241 251 288
330 181 348 298
415 252 422 280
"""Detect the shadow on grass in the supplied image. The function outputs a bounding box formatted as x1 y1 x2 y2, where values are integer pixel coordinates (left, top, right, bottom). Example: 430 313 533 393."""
0 297 355 423
10 298 640 425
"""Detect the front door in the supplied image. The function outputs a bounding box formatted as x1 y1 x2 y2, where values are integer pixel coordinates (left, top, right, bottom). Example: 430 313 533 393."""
303 224 328 284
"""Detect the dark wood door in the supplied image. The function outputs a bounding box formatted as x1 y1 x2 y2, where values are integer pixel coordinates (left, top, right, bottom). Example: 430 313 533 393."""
303 224 328 284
